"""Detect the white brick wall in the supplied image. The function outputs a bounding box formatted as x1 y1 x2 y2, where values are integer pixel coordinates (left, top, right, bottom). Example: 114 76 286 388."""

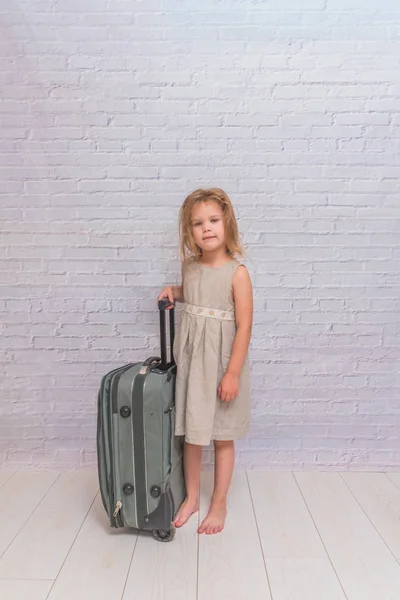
1 0 400 470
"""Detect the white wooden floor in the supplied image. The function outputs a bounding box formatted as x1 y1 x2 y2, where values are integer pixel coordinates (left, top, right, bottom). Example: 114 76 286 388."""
1 470 400 600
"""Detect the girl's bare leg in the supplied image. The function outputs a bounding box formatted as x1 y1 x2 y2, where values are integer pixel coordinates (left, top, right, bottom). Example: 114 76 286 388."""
198 440 234 535
173 442 202 527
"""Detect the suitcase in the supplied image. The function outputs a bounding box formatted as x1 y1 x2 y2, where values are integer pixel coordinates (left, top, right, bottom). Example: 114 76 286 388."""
96 299 186 542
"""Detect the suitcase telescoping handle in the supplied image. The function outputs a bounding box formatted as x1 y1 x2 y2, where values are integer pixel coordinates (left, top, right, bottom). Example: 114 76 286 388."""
157 299 175 371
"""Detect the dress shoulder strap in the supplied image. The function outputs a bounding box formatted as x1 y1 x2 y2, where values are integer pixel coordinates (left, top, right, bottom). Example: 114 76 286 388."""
231 259 247 275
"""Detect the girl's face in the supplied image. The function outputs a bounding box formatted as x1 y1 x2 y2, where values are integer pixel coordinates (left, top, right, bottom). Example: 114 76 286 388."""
190 200 226 254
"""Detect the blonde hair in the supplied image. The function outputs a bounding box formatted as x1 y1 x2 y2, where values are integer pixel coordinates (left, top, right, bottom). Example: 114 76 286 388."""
179 188 245 262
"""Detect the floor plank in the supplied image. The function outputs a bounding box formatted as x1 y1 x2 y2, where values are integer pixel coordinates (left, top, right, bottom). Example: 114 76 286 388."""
1 468 399 600
0 470 99 579
341 472 400 560
248 471 345 599
387 472 400 490
123 509 198 600
0 579 53 600
198 470 271 600
265 557 346 600
296 472 400 600
0 471 15 488
247 471 326 558
0 471 59 558
47 494 138 600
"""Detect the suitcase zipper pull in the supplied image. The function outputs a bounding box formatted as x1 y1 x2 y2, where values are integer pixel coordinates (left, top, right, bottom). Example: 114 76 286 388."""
113 501 122 517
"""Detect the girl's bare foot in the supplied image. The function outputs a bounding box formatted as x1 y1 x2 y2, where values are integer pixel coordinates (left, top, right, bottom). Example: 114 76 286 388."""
173 497 199 528
198 501 227 535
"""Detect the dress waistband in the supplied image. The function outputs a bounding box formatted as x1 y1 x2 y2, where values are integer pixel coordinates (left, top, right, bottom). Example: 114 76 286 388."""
182 302 235 321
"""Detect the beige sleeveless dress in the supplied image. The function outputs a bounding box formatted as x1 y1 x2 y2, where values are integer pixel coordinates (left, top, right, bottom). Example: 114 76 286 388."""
173 258 251 446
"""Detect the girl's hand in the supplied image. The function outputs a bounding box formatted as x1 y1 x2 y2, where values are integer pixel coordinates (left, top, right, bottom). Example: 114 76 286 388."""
218 372 239 403
157 286 175 309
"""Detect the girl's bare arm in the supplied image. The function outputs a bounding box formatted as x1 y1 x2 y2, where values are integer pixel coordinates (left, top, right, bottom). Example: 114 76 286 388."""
157 264 185 305
171 284 184 302
226 266 253 377
173 262 185 302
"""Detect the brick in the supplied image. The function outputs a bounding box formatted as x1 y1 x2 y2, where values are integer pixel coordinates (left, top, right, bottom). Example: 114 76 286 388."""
1 1 399 470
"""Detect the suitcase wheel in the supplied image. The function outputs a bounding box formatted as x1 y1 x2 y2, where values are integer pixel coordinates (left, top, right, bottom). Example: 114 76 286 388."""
152 527 176 543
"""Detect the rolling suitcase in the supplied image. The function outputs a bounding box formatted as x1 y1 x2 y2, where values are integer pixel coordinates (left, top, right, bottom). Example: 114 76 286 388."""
96 299 186 542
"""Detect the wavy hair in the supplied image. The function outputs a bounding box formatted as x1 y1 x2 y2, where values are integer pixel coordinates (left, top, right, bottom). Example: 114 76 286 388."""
179 188 245 261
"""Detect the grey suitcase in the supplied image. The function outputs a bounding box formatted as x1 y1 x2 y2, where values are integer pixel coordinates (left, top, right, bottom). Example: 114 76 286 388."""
97 299 185 542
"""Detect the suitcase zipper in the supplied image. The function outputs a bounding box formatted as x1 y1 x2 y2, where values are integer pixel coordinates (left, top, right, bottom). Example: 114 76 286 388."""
113 500 122 518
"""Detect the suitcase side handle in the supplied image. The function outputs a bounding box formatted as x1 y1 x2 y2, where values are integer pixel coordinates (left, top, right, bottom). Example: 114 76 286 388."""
140 356 161 375
158 299 175 371
143 356 160 367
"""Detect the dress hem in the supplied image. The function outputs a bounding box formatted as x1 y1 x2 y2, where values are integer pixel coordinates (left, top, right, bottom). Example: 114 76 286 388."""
175 426 249 446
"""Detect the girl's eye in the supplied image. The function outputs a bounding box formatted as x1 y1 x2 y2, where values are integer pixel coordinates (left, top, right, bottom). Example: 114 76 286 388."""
211 219 219 223
193 222 201 227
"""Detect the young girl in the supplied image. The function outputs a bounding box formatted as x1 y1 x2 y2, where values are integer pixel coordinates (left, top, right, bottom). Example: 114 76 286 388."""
157 188 253 535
